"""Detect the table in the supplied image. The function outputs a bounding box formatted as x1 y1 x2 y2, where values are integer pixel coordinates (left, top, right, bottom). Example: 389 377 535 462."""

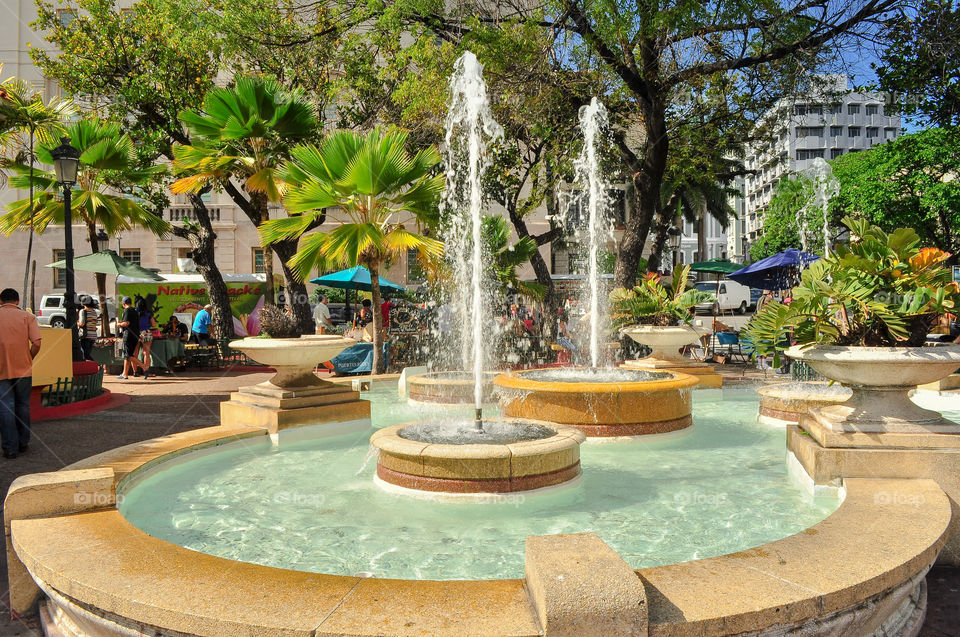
143 338 186 371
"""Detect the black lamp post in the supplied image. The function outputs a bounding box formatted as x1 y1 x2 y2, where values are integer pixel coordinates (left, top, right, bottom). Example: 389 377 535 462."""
51 137 81 361
667 225 682 268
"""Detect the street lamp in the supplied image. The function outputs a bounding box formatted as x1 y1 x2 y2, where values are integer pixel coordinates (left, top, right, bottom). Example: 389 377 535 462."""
667 225 682 268
51 137 81 361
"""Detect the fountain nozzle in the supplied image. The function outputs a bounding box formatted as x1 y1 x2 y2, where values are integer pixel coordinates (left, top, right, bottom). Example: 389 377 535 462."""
474 407 483 432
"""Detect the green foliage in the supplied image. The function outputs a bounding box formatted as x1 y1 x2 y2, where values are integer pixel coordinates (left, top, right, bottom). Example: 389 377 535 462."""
172 76 318 202
609 265 715 328
257 304 300 338
830 128 960 257
482 215 544 299
749 175 824 260
0 71 73 160
874 0 960 127
0 118 169 237
745 217 960 363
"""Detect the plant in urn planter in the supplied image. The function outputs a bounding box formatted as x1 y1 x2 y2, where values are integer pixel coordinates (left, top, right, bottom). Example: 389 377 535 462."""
613 264 715 364
746 217 960 432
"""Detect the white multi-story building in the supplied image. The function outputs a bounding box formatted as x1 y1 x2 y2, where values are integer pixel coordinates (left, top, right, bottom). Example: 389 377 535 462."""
739 75 901 254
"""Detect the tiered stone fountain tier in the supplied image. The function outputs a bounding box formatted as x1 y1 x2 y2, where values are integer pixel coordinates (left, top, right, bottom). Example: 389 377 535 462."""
371 420 585 493
757 382 852 425
619 325 722 388
494 368 699 437
221 336 369 432
406 371 498 404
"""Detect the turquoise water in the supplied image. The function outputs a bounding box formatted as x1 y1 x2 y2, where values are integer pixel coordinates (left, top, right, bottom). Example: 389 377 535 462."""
120 386 841 580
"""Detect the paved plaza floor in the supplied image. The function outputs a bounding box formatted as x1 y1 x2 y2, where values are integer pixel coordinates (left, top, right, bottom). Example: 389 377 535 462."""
0 365 955 635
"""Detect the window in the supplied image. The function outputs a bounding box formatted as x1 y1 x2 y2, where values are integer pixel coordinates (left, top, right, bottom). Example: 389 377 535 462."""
43 297 60 309
796 149 825 160
252 248 266 274
847 103 861 115
53 249 66 288
796 126 824 138
120 248 141 266
848 126 862 138
407 248 426 284
866 127 879 139
885 127 898 138
793 104 807 116
57 9 76 27
830 126 843 137
831 149 844 159
830 103 842 115
865 104 879 116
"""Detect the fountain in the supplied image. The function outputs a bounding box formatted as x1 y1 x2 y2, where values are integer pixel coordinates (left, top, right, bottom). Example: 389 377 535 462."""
495 97 701 435
799 157 840 255
756 382 852 425
372 52 584 493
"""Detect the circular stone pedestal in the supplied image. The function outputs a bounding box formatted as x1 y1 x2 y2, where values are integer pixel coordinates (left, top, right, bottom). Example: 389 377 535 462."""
493 368 699 437
756 382 852 425
407 371 498 404
371 420 584 494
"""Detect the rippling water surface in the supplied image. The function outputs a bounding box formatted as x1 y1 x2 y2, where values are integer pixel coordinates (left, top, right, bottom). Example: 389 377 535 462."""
121 385 843 580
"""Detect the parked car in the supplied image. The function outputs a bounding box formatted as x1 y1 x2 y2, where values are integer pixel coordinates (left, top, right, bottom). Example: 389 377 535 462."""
693 279 752 314
37 294 117 329
749 287 764 310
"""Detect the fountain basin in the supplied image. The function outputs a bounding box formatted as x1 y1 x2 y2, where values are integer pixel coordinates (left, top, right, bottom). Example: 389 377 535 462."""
786 344 960 433
493 368 699 437
229 335 355 388
621 324 709 362
406 371 499 404
757 382 852 425
371 420 585 494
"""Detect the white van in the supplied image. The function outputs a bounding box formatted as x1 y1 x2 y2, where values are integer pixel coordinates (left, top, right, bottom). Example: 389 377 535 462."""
693 279 752 314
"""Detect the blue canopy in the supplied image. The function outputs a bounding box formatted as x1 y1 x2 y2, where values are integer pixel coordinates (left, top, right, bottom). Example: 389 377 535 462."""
728 249 820 290
310 266 406 293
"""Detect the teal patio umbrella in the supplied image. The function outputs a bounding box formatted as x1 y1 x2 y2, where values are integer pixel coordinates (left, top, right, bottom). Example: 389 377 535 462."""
310 265 406 319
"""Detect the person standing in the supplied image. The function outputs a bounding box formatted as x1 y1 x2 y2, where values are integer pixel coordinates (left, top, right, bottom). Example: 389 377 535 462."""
133 298 157 375
313 296 333 335
0 288 42 459
191 304 212 345
117 297 148 379
77 296 99 361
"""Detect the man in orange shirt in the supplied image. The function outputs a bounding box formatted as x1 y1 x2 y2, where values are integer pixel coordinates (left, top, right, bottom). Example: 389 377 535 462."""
0 289 42 459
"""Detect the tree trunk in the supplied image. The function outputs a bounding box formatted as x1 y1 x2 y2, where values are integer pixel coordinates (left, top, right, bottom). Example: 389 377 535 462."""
173 194 233 339
252 193 276 307
22 127 35 308
697 204 708 265
272 238 314 335
614 100 670 288
368 259 385 374
647 217 670 273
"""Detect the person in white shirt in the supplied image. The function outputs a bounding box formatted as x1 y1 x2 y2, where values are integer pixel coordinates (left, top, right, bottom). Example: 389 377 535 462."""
313 296 333 334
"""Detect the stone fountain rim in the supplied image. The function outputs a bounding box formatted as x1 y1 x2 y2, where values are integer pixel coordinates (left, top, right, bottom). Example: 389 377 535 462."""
371 420 586 456
621 323 711 335
406 370 500 386
493 368 701 393
9 418 950 637
228 335 356 350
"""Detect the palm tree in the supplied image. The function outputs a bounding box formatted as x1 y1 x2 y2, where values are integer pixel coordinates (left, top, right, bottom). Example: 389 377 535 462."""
482 215 545 300
171 76 317 328
0 71 73 309
0 118 169 333
260 128 444 374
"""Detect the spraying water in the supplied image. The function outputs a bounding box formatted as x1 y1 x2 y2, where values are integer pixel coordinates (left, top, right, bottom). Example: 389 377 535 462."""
801 158 840 256
570 98 613 367
442 52 503 429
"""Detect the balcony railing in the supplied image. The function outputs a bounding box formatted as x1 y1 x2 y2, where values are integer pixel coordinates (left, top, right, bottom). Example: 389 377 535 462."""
168 206 222 222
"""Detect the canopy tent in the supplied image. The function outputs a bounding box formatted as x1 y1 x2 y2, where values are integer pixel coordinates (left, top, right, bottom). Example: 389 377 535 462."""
728 249 820 291
46 249 163 280
688 258 742 274
46 249 163 335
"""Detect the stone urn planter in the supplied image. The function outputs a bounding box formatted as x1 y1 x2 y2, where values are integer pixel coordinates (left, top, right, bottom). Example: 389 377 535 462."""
229 335 355 389
622 324 709 363
786 344 960 433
